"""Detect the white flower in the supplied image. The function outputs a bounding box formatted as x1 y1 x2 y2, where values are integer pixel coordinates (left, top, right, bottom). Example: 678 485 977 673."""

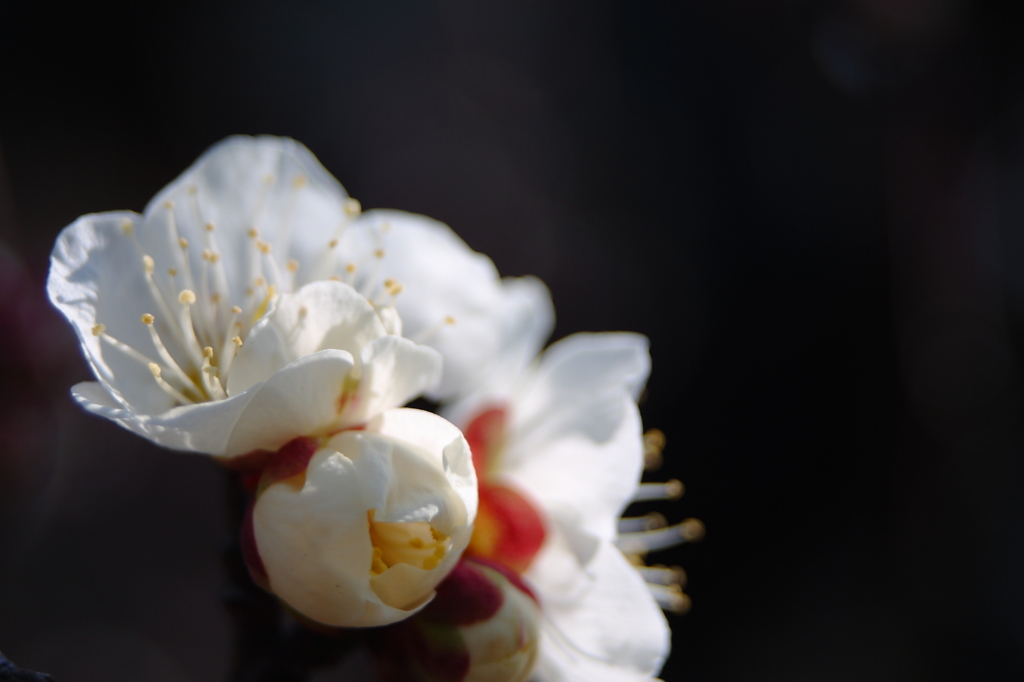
450 332 693 682
243 408 477 627
48 136 546 443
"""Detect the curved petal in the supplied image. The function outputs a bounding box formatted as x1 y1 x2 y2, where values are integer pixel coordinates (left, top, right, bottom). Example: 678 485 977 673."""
443 275 555 427
366 408 478 523
336 210 536 401
224 349 356 457
254 447 427 627
530 540 669 682
49 211 178 414
509 333 650 459
143 136 351 301
72 380 260 455
503 399 644 543
227 281 385 395
343 336 442 425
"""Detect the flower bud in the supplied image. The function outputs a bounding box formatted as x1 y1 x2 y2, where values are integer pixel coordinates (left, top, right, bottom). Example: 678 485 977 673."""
371 558 541 682
240 408 477 628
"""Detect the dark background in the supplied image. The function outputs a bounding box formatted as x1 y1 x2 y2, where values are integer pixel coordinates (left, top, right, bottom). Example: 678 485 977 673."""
3 1 1024 680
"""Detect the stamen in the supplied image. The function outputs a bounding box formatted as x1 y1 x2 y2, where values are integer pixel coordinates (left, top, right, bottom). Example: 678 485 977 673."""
177 289 206 369
140 254 186 351
344 198 361 216
148 363 196 405
218 306 243 377
647 583 691 614
120 219 134 236
411 316 456 344
644 428 666 471
142 313 194 390
617 512 667 534
631 479 684 502
93 325 157 367
615 519 705 554
201 346 227 400
635 564 687 588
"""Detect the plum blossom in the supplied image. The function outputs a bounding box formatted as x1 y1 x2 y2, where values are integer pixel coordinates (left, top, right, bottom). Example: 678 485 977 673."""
370 557 542 682
448 331 700 682
47 135 545 444
242 407 477 627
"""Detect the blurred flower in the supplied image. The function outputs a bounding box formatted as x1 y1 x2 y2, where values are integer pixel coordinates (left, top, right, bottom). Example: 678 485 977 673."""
449 332 699 681
241 408 477 627
370 557 541 682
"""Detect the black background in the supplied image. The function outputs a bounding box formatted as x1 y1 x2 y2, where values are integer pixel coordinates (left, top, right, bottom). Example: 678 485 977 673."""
3 1 1024 680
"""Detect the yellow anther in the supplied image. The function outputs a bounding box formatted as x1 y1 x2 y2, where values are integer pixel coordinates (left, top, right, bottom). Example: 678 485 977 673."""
91 323 106 336
430 528 447 542
232 336 243 347
210 252 220 263
266 285 277 298
374 248 385 259
433 545 446 559
328 239 338 249
248 228 258 239
344 198 361 216
246 288 255 297
187 186 197 195
346 263 357 274
179 238 188 249
329 275 341 281
141 314 155 325
680 518 705 542
389 283 404 295
167 267 177 277
254 277 266 288
203 346 214 359
163 201 174 210
204 222 215 232
231 305 242 314
409 538 425 549
444 316 456 325
383 278 395 289
373 547 383 559
263 174 274 185
293 175 307 188
298 306 308 318
422 556 439 571
380 221 391 233
148 363 161 377
202 248 213 261
287 259 299 273
211 293 221 304
142 255 155 274
256 240 271 254
120 219 134 235
179 290 196 305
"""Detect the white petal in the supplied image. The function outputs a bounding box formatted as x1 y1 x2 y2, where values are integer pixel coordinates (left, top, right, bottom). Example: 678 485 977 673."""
343 336 442 424
254 448 425 627
226 281 385 395
144 136 350 300
72 380 260 455
336 210 530 400
366 408 478 524
48 212 176 414
224 349 356 457
509 333 650 459
531 540 669 682
504 399 644 543
444 275 555 427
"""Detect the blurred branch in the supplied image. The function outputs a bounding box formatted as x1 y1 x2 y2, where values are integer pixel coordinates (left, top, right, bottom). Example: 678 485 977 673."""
0 652 54 682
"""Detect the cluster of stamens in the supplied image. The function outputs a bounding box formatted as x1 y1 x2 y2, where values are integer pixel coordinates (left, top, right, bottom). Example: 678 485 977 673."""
90 177 458 408
616 428 704 614
368 510 451 576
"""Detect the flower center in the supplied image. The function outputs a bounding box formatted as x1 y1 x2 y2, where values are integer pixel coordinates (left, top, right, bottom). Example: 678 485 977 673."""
368 510 452 575
463 407 547 574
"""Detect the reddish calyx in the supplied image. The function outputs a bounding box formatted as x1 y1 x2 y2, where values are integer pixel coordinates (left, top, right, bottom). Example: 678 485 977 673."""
463 407 546 574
